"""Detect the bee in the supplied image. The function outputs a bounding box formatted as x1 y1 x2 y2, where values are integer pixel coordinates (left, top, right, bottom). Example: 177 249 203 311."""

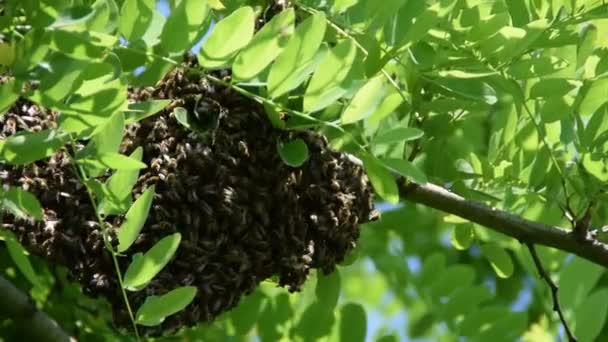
237 141 250 158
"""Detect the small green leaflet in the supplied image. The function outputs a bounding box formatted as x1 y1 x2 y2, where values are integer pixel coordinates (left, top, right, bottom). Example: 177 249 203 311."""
267 12 327 98
117 186 156 253
124 100 172 124
0 230 41 289
480 243 513 278
232 9 295 80
97 147 144 216
303 39 361 113
361 154 399 204
119 0 156 42
528 78 580 99
381 158 427 185
0 79 19 116
1 186 44 220
278 139 309 167
230 291 266 335
159 0 208 54
451 224 474 250
136 286 197 326
430 265 475 300
0 129 69 165
77 152 148 171
123 233 182 291
341 75 386 124
574 288 608 342
339 303 366 342
198 6 255 68
316 271 341 313
372 127 424 145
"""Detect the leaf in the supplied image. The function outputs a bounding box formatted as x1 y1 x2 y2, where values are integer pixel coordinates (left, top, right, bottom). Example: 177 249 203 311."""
124 100 172 124
123 233 182 291
98 147 143 216
578 78 608 116
278 139 309 167
117 186 156 253
372 127 424 145
581 153 608 182
380 158 427 184
159 0 208 54
0 42 15 66
0 129 69 165
0 230 41 288
303 39 361 112
529 78 580 99
361 154 399 204
480 243 514 278
341 75 386 124
443 285 493 320
451 224 474 250
78 152 148 171
432 78 497 104
267 12 327 98
230 291 266 334
574 288 608 342
316 271 341 313
119 0 156 42
507 56 569 79
232 9 295 80
339 303 366 342
78 111 125 177
135 286 197 326
1 187 44 220
198 6 255 68
430 265 475 300
558 256 604 310
0 79 19 115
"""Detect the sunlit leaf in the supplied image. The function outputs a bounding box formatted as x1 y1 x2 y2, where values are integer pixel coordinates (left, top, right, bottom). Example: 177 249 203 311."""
123 233 182 291
136 286 197 326
160 0 208 54
278 138 309 167
117 186 156 253
480 243 514 278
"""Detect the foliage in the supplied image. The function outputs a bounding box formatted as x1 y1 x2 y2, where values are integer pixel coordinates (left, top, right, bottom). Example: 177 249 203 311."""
2 0 608 341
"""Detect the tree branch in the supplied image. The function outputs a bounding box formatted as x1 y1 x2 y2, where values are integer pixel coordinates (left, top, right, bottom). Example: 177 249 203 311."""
0 276 74 342
526 243 577 342
398 182 608 267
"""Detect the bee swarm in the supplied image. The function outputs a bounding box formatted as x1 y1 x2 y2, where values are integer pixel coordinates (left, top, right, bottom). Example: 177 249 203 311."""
0 65 377 335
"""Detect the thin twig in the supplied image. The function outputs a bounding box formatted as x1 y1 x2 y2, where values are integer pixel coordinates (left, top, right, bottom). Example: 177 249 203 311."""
526 243 577 342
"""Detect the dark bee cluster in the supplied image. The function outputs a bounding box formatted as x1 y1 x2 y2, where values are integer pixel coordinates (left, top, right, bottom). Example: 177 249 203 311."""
0 63 377 335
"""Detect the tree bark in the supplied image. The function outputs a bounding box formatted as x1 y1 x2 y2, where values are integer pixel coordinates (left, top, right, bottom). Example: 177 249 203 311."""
0 276 74 342
400 182 608 267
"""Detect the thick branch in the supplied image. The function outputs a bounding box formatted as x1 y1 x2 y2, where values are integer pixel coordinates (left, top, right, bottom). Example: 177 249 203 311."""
399 182 608 267
0 276 73 342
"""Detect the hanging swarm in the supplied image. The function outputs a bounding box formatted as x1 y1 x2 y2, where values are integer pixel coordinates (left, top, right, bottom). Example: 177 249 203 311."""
0 63 378 335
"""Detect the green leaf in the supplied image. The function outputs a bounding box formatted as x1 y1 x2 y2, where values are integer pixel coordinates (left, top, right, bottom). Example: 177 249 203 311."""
529 78 580 99
1 187 43 220
316 271 341 312
339 303 366 342
98 147 143 216
341 75 386 124
558 257 604 310
79 111 125 177
303 39 362 113
267 12 327 98
480 243 514 278
372 127 424 145
506 56 569 79
198 6 255 68
398 0 457 48
117 186 156 253
581 153 608 182
361 154 399 204
0 230 41 288
230 291 266 334
0 79 19 116
78 152 148 171
430 265 475 300
380 158 427 184
574 288 608 342
451 224 474 250
278 138 309 167
0 129 69 165
443 286 493 320
135 286 197 326
123 233 182 291
124 100 172 124
160 0 208 54
233 9 295 80
578 78 608 116
119 0 156 42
